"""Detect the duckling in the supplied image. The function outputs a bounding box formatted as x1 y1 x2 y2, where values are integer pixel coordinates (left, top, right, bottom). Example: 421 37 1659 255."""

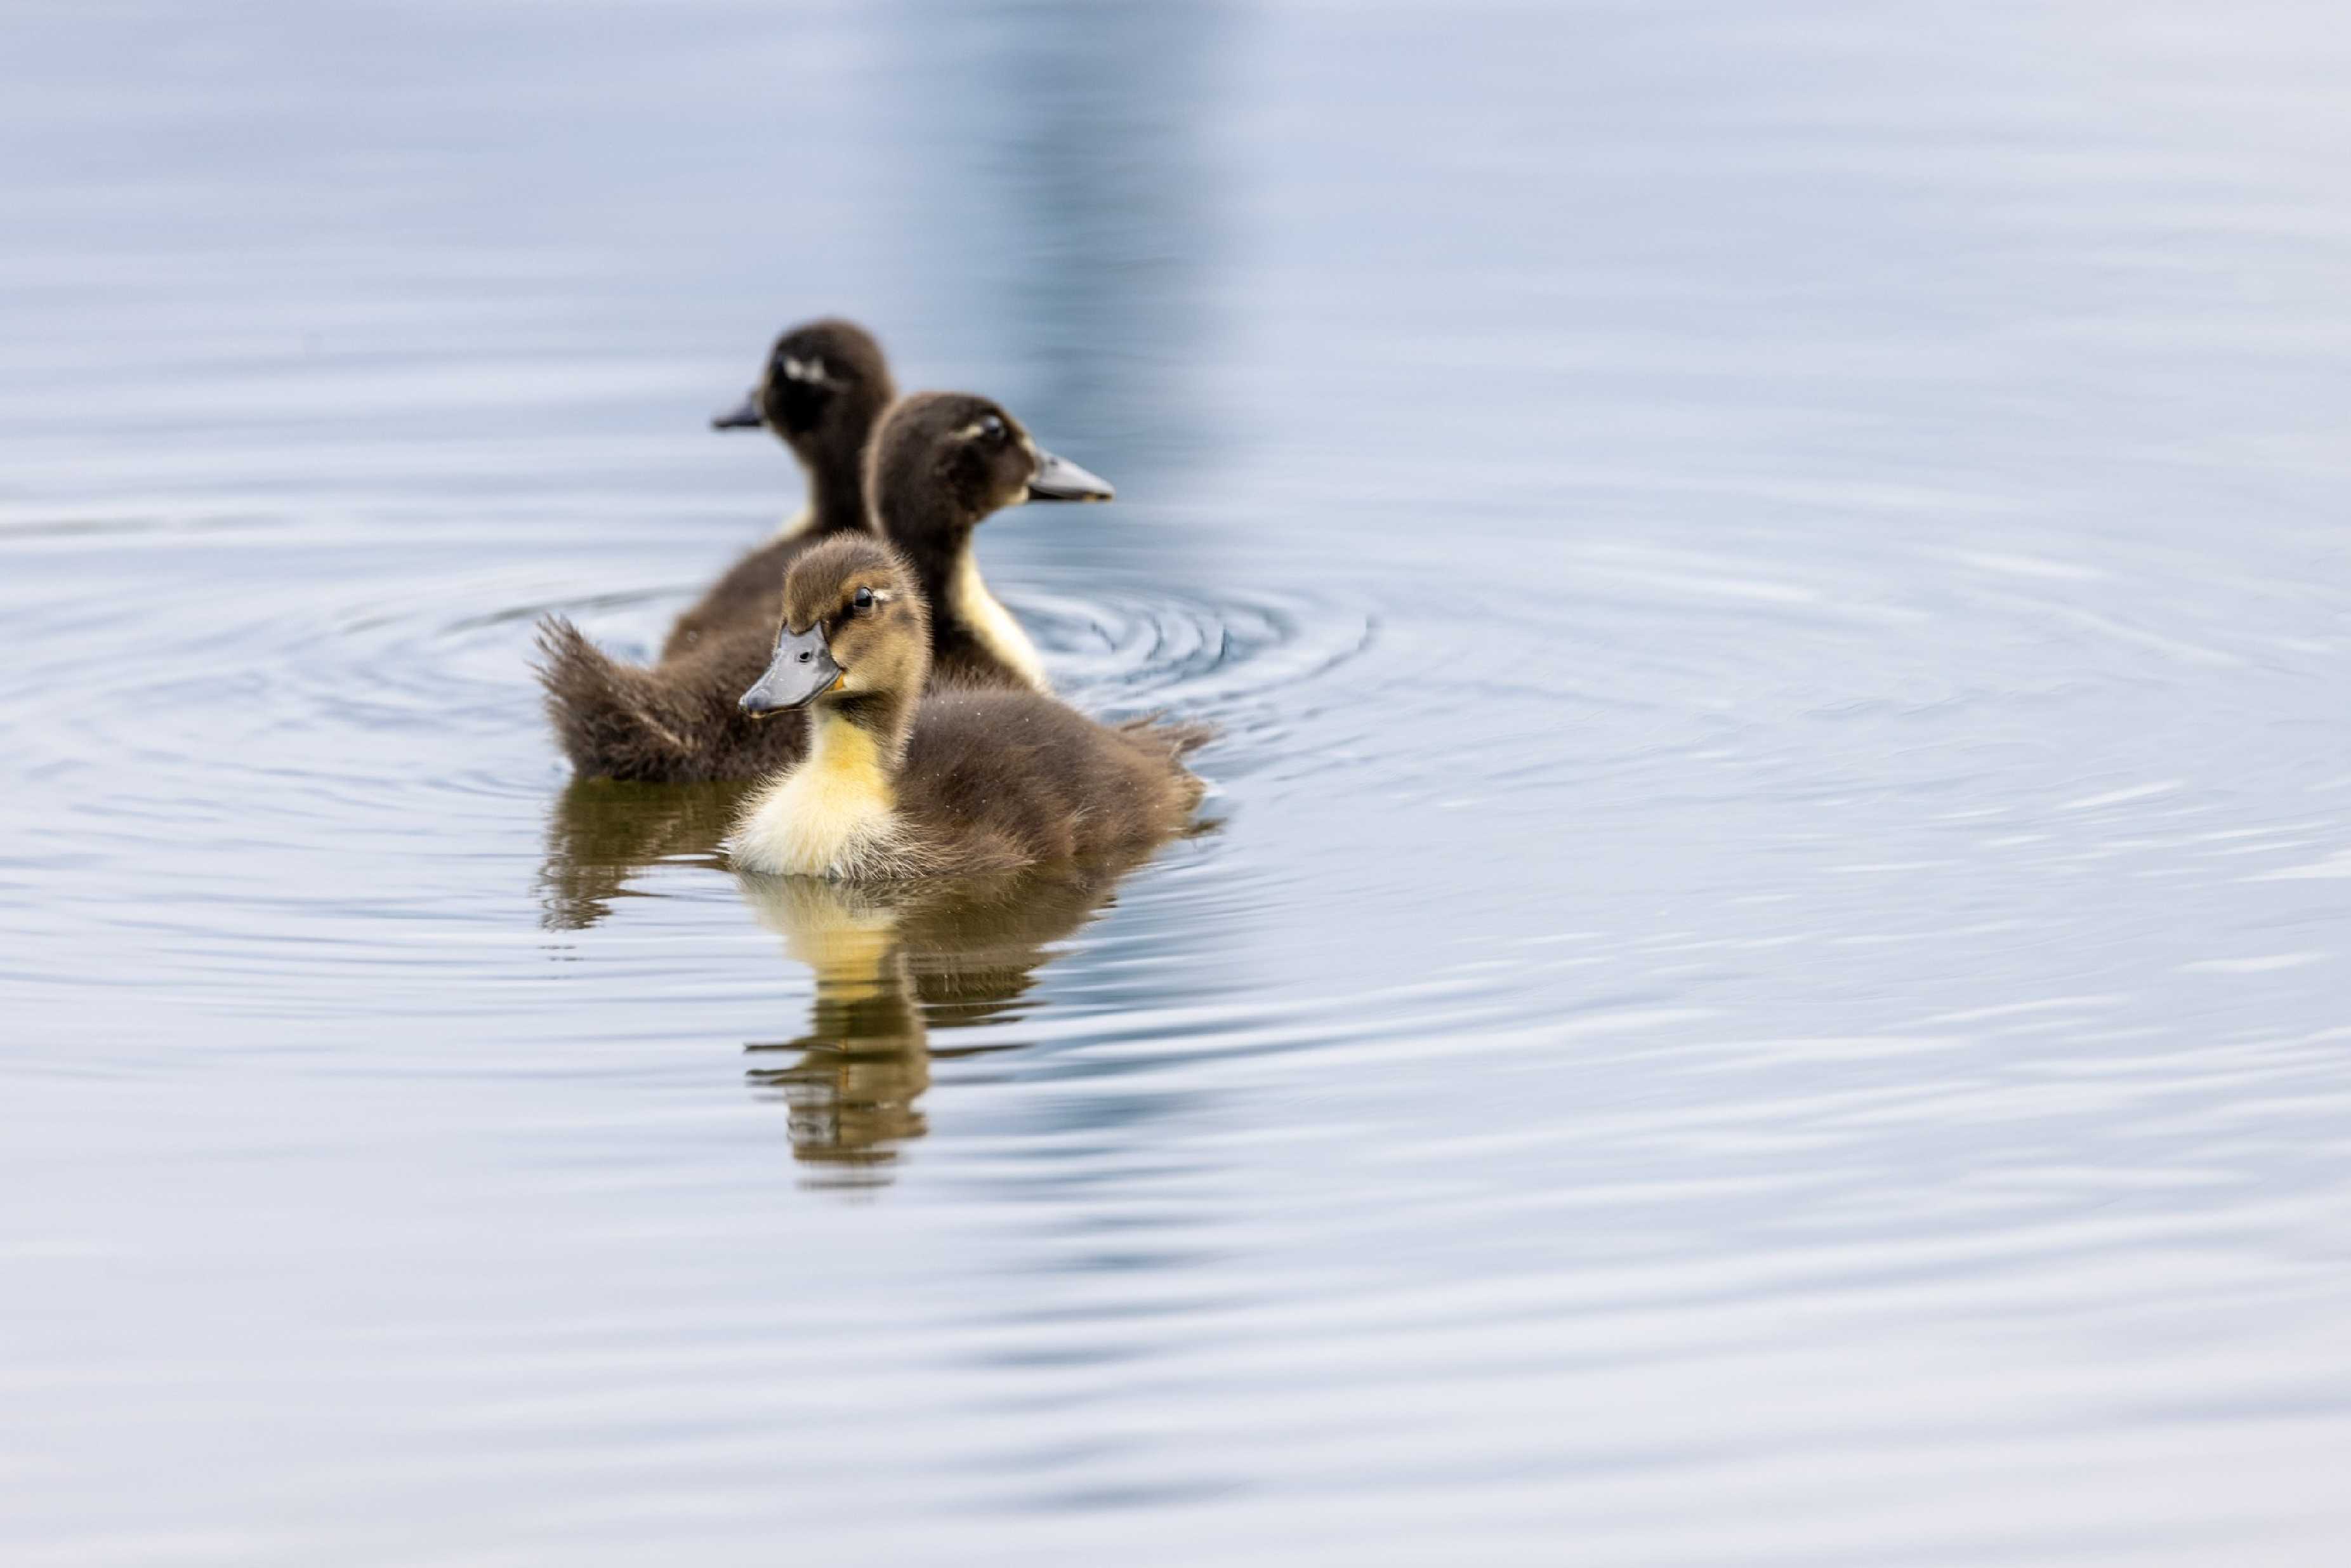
730 534 1208 880
536 390 1114 784
862 390 1117 691
671 317 896 659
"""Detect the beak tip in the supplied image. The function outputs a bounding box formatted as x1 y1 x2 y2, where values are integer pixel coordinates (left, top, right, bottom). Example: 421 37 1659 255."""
1025 449 1116 504
713 392 765 432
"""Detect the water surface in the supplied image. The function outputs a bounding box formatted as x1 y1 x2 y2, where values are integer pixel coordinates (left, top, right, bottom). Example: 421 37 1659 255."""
5 1 2351 1562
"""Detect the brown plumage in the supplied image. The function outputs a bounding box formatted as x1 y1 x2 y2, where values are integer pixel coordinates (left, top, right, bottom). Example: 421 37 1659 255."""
731 536 1206 881
536 378 1114 783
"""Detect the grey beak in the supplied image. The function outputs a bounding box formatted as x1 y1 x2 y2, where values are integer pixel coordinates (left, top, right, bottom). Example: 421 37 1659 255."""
1025 447 1116 503
739 624 843 715
713 390 764 431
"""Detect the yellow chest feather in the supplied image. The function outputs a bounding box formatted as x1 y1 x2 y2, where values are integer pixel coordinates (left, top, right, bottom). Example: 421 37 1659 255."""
733 717 899 878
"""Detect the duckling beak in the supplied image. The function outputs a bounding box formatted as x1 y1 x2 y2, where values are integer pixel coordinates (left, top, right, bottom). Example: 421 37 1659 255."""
739 625 843 716
1025 448 1115 503
712 391 765 431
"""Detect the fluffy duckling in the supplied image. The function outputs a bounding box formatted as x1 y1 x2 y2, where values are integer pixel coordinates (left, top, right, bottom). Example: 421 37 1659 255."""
536 390 1112 782
731 535 1207 880
670 318 898 659
862 390 1116 692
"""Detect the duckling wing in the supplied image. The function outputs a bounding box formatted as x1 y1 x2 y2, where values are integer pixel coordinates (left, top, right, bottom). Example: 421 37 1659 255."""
897 690 1207 871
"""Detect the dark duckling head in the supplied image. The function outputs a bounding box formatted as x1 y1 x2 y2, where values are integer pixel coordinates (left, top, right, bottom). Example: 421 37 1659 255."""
713 318 897 534
862 392 1112 690
867 390 1113 528
740 534 932 728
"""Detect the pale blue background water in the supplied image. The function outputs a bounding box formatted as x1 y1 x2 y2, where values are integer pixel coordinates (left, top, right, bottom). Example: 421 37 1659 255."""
4 2 2350 1562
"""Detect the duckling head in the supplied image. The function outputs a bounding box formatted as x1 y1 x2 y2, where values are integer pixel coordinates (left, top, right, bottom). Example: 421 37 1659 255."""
739 535 932 718
713 317 896 468
866 391 1114 545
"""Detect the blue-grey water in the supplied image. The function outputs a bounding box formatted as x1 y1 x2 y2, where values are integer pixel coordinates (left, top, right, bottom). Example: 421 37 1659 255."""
5 2 2350 1562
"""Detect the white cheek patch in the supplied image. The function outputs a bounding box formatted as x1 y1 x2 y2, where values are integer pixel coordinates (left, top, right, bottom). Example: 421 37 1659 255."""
1011 436 1043 504
782 356 832 386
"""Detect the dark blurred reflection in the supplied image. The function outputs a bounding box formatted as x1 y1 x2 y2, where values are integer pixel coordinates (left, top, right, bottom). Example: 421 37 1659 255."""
537 779 747 931
893 0 1228 510
736 855 1150 1186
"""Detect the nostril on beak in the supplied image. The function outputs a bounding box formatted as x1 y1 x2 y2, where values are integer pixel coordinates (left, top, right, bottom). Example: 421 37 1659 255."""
798 650 811 662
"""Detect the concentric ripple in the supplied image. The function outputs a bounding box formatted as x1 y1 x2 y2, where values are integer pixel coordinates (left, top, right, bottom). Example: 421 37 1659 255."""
13 0 2351 1558
1017 583 1376 715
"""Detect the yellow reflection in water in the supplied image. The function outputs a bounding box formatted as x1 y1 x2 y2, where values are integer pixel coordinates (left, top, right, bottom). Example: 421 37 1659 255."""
734 857 1148 1185
537 777 1154 1185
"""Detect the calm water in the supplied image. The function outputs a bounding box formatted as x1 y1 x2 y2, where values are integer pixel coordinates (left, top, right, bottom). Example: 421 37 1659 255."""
6 1 2351 1562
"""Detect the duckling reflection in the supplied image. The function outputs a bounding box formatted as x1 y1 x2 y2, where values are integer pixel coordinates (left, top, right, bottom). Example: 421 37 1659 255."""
536 777 745 931
734 852 1150 1183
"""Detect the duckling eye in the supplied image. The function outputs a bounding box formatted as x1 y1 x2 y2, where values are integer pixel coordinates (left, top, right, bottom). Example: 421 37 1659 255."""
853 586 874 610
977 414 1005 442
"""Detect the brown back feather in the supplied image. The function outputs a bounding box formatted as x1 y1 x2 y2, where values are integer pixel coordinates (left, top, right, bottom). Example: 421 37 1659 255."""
890 688 1206 878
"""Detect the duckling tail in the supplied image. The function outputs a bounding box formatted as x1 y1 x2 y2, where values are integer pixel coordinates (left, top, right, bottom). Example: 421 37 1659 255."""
1117 711 1218 760
533 617 704 782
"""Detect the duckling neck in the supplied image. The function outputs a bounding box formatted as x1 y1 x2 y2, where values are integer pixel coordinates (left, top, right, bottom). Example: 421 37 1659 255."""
949 544 1048 690
793 446 870 539
734 697 914 880
894 530 1048 692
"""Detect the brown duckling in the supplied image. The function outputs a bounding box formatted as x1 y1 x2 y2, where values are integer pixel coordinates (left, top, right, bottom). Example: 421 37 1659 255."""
536 390 1114 783
730 535 1207 880
672 317 898 659
861 390 1117 692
